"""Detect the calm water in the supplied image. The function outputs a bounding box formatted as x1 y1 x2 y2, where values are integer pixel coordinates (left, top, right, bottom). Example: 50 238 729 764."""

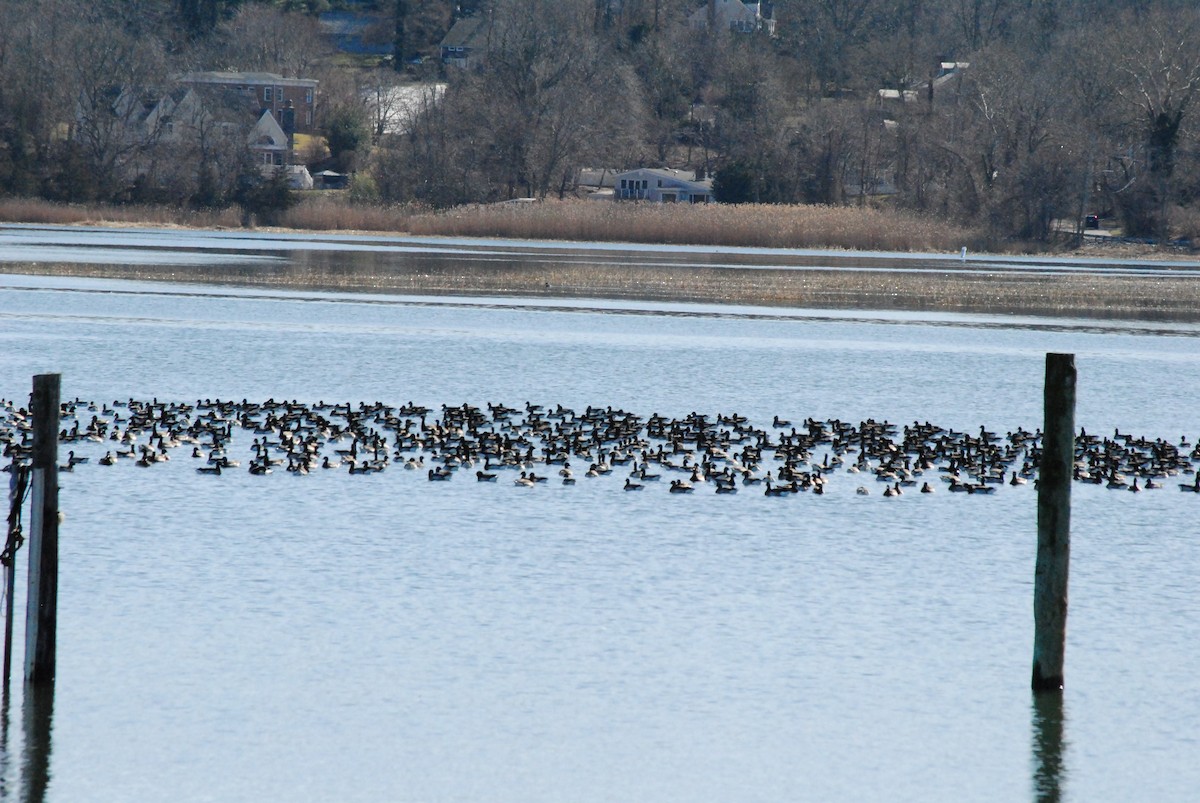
2 259 1200 800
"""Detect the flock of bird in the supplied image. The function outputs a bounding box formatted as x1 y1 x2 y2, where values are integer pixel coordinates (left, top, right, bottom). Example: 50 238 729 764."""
2 397 1199 497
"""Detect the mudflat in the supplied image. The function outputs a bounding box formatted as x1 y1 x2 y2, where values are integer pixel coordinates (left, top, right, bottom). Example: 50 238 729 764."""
4 224 1199 322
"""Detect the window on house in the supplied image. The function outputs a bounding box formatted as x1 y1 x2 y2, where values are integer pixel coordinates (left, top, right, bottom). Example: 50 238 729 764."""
274 152 283 166
264 87 273 102
657 180 662 187
306 111 312 127
620 179 627 188
306 89 313 104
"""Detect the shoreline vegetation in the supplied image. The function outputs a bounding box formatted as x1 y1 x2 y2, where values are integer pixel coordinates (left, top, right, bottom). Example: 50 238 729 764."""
4 193 1197 257
3 196 1200 322
1 194 993 251
0 194 1084 251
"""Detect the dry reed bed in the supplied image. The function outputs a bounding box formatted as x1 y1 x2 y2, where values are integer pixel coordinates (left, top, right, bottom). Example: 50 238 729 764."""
0 195 983 254
280 199 414 233
9 259 1200 322
0 198 240 228
391 200 985 253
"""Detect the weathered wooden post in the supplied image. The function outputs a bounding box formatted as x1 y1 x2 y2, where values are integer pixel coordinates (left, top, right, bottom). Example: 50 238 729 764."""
1033 354 1074 692
25 374 60 685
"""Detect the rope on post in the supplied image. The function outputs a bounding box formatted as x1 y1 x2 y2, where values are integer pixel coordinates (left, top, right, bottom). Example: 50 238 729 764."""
5 464 29 561
4 462 30 689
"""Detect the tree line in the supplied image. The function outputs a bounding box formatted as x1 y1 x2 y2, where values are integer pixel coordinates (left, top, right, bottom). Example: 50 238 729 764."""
379 0 1200 245
1 0 1199 245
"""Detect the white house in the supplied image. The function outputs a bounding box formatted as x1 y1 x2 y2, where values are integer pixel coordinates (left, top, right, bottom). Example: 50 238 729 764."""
688 0 774 34
246 110 312 188
248 109 291 168
614 168 713 203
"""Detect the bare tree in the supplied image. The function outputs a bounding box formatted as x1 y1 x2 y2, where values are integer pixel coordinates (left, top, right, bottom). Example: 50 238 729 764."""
359 68 445 142
0 0 84 196
372 85 480 207
205 5 331 77
628 23 697 164
463 0 645 199
65 11 171 200
1107 8 1200 238
949 0 1014 51
779 0 884 94
885 38 1085 243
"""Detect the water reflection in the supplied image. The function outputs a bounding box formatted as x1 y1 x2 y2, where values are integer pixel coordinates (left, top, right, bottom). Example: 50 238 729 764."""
0 688 10 801
20 683 52 803
1031 692 1067 802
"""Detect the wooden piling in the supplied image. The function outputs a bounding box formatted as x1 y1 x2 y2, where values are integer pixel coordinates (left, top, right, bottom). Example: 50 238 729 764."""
24 374 60 685
1033 354 1074 692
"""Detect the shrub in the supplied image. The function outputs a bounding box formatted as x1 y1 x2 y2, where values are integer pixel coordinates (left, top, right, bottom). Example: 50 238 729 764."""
233 169 296 227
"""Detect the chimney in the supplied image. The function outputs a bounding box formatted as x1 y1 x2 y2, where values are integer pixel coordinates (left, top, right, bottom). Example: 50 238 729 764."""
281 99 296 160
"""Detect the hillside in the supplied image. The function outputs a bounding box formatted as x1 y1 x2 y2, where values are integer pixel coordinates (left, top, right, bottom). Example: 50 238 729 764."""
1 0 1198 248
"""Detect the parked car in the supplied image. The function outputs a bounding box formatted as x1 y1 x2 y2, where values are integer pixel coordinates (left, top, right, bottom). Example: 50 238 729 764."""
1084 214 1100 229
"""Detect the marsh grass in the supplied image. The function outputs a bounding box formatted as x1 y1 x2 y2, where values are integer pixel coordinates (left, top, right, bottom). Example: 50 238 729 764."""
0 194 987 253
280 196 415 233
17 249 1200 322
0 197 239 228
389 199 988 253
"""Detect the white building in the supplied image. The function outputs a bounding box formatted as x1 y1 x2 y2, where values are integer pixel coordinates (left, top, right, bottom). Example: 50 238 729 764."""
688 0 775 34
614 168 713 203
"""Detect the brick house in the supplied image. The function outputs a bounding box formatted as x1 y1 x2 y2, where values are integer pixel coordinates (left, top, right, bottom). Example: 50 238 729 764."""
178 71 319 134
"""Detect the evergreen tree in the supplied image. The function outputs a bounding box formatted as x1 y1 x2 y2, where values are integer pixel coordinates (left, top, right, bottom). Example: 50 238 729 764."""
179 0 223 38
712 162 755 204
394 0 408 70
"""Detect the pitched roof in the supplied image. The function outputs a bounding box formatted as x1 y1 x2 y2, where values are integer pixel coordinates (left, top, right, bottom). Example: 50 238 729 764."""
249 110 288 148
615 167 713 191
689 0 760 29
180 71 318 88
440 17 489 49
617 167 701 182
